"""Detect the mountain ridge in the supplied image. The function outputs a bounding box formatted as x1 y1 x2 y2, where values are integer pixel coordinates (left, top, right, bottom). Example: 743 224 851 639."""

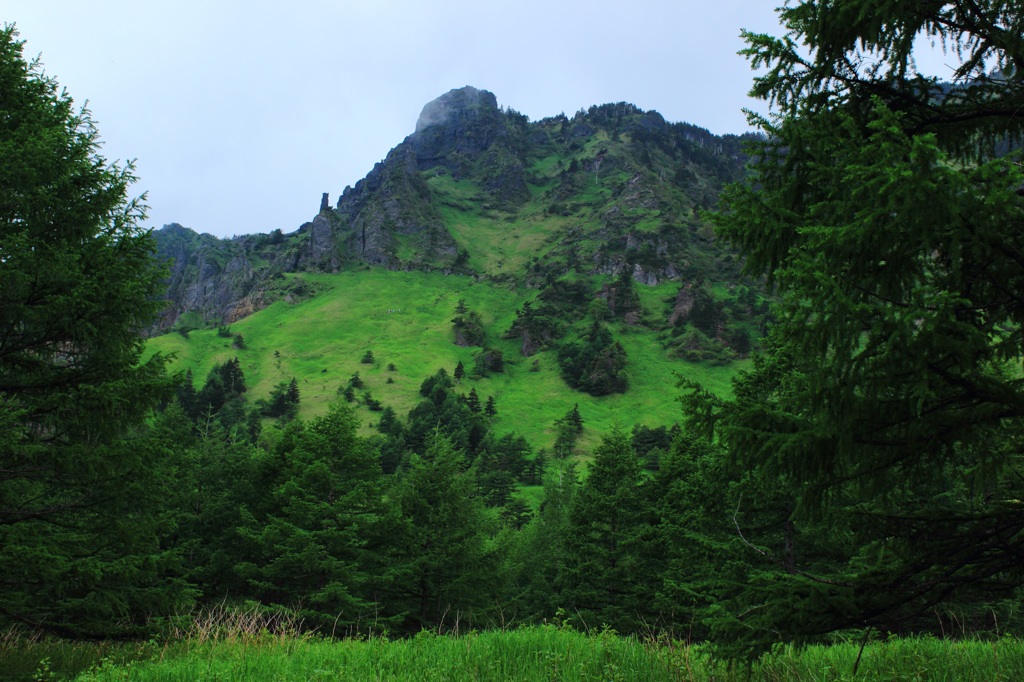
150 86 755 341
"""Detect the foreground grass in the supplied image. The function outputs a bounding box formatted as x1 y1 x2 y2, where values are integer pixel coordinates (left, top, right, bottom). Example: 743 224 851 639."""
7 627 1024 681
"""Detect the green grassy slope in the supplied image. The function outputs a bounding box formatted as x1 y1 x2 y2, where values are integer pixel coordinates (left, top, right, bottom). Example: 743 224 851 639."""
147 269 742 452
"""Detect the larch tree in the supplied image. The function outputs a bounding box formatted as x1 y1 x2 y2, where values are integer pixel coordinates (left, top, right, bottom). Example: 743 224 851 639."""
0 25 183 635
684 0 1024 648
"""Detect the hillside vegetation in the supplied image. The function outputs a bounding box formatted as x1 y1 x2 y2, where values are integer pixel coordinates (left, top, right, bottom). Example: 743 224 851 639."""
146 269 743 453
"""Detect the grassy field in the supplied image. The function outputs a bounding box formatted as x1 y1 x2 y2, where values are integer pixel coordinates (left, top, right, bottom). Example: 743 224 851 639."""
146 269 742 453
6 624 1024 681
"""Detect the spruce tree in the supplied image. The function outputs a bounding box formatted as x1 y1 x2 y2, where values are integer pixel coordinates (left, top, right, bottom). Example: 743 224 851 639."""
561 426 652 633
285 377 300 406
466 387 482 413
237 402 386 631
377 432 499 631
505 461 576 622
0 26 183 635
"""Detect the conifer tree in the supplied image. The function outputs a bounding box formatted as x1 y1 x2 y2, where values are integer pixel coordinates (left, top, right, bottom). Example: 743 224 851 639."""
167 415 254 600
175 369 200 422
505 461 576 621
686 0 1024 648
0 26 183 635
466 387 482 413
561 426 652 633
285 377 300 406
377 432 499 631
237 402 386 631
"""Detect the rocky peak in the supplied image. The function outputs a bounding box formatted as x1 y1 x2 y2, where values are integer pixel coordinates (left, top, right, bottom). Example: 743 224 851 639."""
410 86 506 173
414 86 498 133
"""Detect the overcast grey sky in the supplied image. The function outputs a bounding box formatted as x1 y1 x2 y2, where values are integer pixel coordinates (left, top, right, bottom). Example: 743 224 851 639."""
6 1 790 238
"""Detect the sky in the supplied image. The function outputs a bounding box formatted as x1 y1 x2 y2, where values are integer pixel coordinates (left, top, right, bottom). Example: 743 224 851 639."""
6 1 791 238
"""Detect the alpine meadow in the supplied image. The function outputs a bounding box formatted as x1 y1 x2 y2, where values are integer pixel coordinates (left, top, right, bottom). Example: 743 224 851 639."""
3 2 1024 680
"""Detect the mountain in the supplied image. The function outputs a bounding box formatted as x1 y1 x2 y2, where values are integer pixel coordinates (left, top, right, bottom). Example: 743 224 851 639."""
146 87 769 450
151 86 754 335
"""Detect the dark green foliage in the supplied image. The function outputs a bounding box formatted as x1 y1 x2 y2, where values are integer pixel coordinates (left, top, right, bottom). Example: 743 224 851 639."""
556 322 628 395
686 289 724 338
484 395 497 417
505 463 577 621
361 391 383 411
419 368 452 397
196 358 246 417
236 403 387 631
504 280 594 356
684 0 1024 654
523 450 547 486
668 328 736 365
0 26 184 635
605 265 641 320
477 433 533 506
643 435 738 643
553 404 584 458
561 426 652 633
723 326 750 356
167 416 255 602
631 423 677 471
500 498 533 530
377 406 400 436
473 347 504 375
175 369 201 421
452 309 487 347
465 388 482 413
286 378 300 405
407 369 482 455
454 360 466 382
360 350 375 364
559 404 584 435
377 432 500 631
262 378 300 419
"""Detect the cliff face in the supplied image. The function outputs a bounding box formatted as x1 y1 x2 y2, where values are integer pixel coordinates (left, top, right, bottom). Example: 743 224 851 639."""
151 86 751 333
150 224 263 332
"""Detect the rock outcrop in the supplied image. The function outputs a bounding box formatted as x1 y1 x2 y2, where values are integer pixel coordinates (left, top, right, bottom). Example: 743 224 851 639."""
151 224 266 332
